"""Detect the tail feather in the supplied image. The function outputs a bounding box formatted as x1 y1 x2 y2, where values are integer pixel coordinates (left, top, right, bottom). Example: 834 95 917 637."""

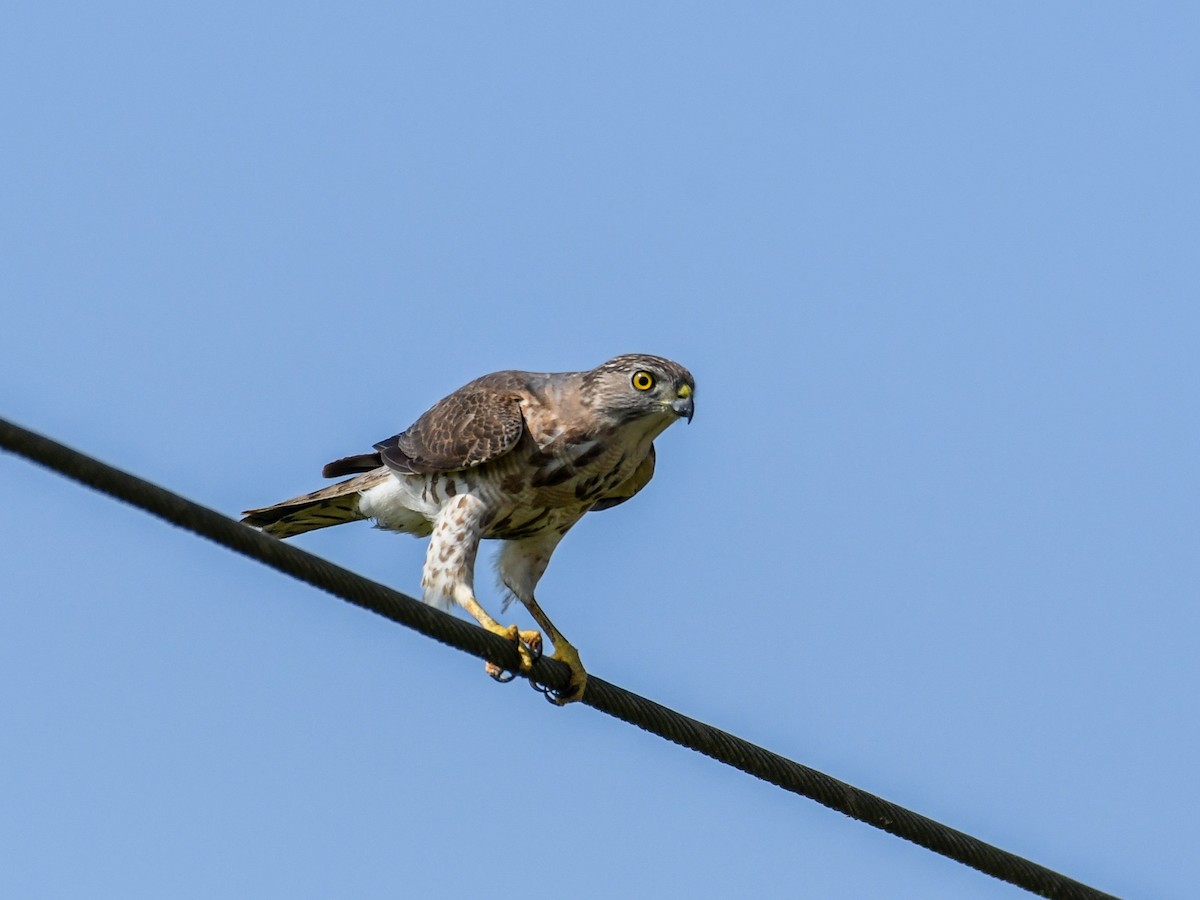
241 470 387 539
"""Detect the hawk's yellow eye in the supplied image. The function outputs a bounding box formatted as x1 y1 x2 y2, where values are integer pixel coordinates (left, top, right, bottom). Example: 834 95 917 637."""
631 371 656 391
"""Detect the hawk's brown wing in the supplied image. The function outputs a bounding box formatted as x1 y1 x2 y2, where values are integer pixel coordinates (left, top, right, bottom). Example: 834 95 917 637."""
375 373 527 475
591 445 656 511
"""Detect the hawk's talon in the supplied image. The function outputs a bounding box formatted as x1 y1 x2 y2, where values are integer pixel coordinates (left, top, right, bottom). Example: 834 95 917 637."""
486 662 517 683
528 678 568 701
528 678 573 706
519 629 543 662
536 682 582 705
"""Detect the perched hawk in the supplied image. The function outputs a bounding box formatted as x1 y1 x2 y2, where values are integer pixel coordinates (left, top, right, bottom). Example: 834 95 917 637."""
242 353 695 703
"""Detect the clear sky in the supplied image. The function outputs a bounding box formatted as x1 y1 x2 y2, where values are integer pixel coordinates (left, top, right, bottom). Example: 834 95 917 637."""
2 4 1196 898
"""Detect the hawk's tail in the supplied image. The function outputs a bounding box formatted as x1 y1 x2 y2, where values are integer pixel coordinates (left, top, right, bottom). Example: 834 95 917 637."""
241 471 384 539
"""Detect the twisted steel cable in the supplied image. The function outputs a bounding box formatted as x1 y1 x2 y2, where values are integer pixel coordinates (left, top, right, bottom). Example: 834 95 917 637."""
1 417 1119 900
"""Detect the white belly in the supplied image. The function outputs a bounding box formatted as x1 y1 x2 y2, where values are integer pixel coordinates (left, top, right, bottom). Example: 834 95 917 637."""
357 474 437 535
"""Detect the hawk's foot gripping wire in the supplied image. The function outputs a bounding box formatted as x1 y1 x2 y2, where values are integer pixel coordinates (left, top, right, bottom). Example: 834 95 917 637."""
482 625 542 683
530 636 587 705
458 593 542 683
519 594 587 705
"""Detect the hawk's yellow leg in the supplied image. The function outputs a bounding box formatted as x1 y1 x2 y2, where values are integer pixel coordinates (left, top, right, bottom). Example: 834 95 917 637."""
459 594 542 678
522 596 587 705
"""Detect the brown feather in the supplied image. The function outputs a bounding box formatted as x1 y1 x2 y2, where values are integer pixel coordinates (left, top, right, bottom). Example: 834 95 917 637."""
322 453 383 478
374 373 527 474
591 445 656 511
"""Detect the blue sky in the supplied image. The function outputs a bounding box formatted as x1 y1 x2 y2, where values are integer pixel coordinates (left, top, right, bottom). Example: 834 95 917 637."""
2 4 1197 898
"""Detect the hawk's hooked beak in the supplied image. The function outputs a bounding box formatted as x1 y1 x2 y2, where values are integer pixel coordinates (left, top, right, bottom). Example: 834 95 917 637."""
671 385 694 423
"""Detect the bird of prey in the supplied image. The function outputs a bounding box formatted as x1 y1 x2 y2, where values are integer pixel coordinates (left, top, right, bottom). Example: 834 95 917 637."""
241 353 695 703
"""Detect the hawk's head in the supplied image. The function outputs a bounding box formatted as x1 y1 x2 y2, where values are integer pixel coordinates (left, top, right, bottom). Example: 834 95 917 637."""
584 354 695 426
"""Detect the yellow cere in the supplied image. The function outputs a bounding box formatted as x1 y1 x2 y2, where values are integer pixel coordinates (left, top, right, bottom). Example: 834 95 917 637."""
676 384 692 399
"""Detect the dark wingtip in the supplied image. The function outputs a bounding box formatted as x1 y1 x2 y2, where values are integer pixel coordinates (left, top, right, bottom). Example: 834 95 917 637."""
378 443 424 475
322 453 383 478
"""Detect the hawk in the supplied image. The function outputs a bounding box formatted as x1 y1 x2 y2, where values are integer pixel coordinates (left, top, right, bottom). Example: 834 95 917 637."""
242 353 695 703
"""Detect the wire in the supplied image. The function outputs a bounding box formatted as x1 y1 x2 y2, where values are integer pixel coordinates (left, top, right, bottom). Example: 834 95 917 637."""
1 416 1119 900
